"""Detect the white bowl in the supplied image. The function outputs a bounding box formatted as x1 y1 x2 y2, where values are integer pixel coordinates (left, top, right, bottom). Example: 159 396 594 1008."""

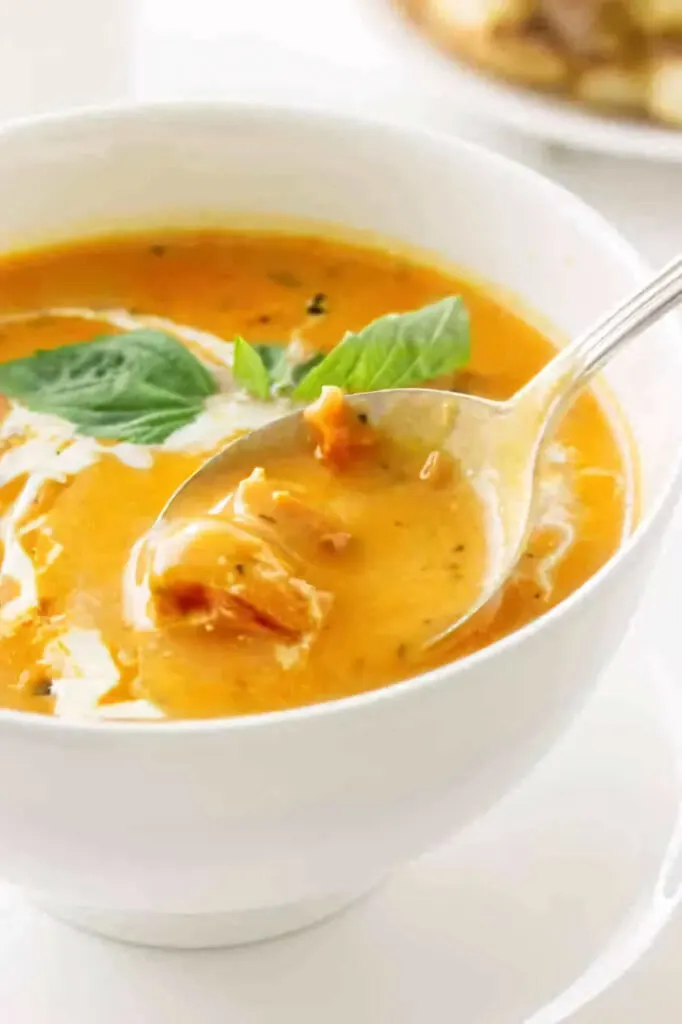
0 102 679 949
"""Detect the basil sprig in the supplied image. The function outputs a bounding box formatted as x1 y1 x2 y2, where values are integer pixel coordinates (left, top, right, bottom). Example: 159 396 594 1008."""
0 296 470 444
233 337 323 400
233 297 470 401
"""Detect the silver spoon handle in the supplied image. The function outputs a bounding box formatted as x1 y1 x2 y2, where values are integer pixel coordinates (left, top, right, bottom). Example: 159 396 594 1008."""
570 252 682 382
521 254 682 414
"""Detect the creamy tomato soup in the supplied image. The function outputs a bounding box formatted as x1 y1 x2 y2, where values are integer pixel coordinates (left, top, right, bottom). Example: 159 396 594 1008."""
0 230 629 721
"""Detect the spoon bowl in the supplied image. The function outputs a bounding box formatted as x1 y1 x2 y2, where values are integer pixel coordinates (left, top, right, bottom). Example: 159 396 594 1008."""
159 254 682 648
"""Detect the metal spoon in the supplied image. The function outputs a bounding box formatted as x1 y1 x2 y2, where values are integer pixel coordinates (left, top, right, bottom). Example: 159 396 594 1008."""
158 253 682 650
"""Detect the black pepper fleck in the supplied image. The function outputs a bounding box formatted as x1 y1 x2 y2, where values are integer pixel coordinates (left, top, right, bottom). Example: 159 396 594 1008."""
306 293 327 316
32 677 53 697
396 643 408 659
235 564 245 576
149 244 167 257
258 514 276 524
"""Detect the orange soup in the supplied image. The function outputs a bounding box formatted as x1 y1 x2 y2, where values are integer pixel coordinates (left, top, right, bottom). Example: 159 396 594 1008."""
0 229 630 721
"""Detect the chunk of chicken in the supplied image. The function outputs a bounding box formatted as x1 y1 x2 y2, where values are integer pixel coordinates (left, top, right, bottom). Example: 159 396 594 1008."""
147 516 332 639
303 386 376 468
224 467 353 557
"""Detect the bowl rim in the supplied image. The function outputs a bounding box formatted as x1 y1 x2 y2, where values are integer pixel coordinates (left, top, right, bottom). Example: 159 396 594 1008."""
0 97 676 737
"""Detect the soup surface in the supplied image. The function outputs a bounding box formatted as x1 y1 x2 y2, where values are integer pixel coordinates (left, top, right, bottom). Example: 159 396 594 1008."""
0 229 629 721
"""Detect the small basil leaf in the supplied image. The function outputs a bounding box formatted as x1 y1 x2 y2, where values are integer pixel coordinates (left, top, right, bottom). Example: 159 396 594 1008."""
293 297 470 400
237 342 324 398
233 336 271 400
0 329 218 444
257 346 323 394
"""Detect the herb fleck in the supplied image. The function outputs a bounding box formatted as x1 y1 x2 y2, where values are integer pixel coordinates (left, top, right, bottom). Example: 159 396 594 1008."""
306 293 327 316
149 244 167 258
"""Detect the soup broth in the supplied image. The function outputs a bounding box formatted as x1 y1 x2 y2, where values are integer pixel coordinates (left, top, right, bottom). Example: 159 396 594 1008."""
0 230 629 720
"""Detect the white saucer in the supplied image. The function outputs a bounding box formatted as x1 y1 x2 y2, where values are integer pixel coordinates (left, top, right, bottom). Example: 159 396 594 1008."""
367 0 682 162
1 513 682 1023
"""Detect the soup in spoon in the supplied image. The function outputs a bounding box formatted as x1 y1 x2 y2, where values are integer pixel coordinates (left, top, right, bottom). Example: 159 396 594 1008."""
0 229 630 720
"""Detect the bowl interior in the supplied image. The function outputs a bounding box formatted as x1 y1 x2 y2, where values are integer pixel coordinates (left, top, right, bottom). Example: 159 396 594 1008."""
0 103 679 516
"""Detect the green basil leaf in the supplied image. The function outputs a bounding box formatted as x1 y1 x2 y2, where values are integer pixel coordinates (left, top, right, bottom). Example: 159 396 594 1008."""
293 297 470 400
0 329 218 444
233 336 271 400
254 345 323 395
235 340 324 399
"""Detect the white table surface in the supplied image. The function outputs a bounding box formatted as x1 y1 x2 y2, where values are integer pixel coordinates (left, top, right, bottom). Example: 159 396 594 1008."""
1 1 682 1020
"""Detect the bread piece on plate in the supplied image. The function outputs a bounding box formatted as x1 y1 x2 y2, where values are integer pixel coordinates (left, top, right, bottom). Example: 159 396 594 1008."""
412 0 534 34
539 0 630 58
648 50 682 123
631 0 682 33
406 0 569 86
575 63 646 111
466 28 570 86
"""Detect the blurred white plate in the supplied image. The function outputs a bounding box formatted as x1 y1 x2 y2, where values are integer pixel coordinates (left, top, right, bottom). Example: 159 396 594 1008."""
1 512 682 1022
368 0 682 162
